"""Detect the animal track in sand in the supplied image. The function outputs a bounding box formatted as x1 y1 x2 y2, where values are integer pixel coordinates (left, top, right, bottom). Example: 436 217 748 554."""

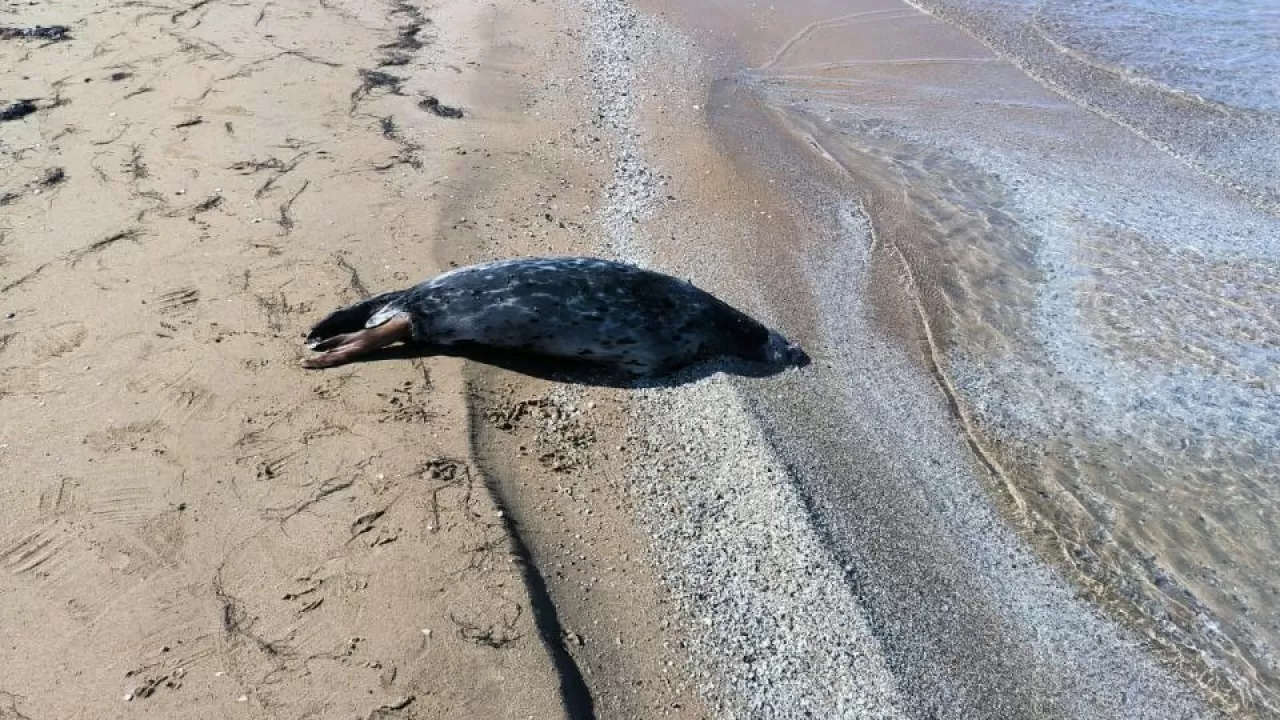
0 521 76 580
83 420 169 454
27 320 86 359
156 287 200 314
377 380 434 423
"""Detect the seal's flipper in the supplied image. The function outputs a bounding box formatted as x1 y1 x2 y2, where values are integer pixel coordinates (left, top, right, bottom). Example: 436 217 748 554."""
305 290 408 347
302 314 413 369
310 331 360 352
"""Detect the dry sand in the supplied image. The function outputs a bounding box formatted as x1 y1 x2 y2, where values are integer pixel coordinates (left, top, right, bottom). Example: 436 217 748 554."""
0 0 701 716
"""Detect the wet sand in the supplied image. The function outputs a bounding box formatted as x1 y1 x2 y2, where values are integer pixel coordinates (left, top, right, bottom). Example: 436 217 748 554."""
584 0 1235 717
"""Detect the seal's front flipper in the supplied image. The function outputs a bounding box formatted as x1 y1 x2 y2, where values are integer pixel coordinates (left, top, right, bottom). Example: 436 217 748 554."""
305 290 407 348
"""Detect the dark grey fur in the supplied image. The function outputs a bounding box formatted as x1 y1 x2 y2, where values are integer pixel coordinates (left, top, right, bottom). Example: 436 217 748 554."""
306 256 806 375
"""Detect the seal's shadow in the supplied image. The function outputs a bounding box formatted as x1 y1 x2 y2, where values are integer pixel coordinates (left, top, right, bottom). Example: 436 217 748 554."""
347 341 806 388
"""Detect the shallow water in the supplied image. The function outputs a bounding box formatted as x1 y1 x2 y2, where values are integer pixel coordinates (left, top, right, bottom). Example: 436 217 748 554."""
937 0 1280 113
639 0 1280 714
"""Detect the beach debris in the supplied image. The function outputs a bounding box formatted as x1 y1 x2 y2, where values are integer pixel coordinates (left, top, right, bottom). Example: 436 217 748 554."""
450 608 522 649
171 0 215 25
350 508 386 539
133 674 170 698
125 145 148 180
68 228 142 265
175 115 204 128
0 25 71 42
192 194 222 212
379 696 415 712
39 167 66 186
381 19 424 53
108 71 132 81
360 69 403 92
349 69 405 113
373 116 423 170
419 95 463 119
1 99 38 122
378 0 429 66
166 193 222 219
277 180 309 233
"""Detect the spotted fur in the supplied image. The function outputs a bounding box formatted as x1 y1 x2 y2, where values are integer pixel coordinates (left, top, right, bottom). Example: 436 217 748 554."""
305 257 805 374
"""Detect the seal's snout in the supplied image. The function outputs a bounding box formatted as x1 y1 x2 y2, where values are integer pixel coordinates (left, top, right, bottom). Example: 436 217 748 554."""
763 331 808 368
785 341 810 368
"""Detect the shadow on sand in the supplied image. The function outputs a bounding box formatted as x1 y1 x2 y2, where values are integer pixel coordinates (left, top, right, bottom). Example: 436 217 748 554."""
320 340 810 389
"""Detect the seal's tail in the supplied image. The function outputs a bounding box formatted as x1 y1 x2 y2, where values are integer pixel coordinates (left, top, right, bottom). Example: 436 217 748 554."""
305 290 408 348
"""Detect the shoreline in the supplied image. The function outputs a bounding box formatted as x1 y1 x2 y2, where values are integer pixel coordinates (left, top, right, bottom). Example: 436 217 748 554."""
588 0 1230 716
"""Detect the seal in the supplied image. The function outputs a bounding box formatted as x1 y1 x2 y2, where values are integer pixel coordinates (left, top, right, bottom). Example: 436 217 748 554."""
302 256 807 375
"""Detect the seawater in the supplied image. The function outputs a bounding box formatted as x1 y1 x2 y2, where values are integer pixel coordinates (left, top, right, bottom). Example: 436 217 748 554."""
720 0 1279 713
929 0 1280 114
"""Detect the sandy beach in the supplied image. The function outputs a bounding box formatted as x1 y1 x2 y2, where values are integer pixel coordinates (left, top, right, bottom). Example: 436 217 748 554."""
0 0 658 715
2 0 1265 717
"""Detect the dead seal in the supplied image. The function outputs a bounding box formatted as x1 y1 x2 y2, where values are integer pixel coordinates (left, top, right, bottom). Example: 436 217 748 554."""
302 256 807 375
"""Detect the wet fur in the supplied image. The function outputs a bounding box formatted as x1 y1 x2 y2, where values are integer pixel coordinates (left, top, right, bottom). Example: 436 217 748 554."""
303 257 806 375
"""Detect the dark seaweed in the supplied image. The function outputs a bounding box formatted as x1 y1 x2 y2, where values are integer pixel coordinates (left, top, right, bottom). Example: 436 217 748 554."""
381 22 423 52
419 95 463 119
0 25 71 42
1 100 38 122
359 69 403 93
39 167 66 186
378 53 411 68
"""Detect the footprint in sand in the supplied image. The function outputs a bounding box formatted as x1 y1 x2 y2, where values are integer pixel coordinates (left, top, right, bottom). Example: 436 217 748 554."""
20 320 87 361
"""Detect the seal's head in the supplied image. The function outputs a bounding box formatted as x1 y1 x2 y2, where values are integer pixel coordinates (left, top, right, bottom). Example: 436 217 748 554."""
762 330 809 368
